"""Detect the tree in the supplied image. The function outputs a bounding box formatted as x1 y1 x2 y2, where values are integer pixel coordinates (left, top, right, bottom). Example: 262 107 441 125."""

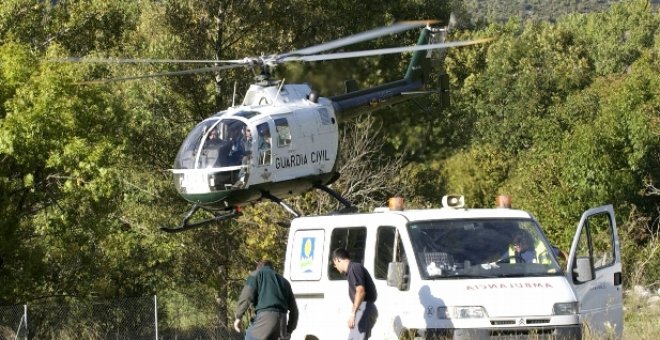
440 1 660 265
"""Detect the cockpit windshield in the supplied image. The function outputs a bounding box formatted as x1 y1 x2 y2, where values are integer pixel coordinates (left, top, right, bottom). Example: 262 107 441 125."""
174 118 250 169
407 218 562 279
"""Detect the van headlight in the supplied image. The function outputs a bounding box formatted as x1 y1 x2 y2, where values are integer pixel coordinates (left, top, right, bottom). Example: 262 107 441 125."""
553 302 578 315
437 306 487 319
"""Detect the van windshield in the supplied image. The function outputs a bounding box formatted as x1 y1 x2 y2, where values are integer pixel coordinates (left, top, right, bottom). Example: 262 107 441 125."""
407 218 563 279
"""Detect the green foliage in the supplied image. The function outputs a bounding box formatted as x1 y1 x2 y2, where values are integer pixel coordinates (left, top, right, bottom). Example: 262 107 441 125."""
442 144 514 208
440 2 659 257
462 0 625 23
0 42 34 118
0 0 140 54
396 162 446 208
561 0 660 75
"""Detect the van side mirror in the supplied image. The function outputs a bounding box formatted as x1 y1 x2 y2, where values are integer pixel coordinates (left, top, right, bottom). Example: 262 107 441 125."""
387 262 409 291
573 256 594 282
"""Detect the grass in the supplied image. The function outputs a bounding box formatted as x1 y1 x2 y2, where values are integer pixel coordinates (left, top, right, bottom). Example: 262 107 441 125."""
623 295 660 339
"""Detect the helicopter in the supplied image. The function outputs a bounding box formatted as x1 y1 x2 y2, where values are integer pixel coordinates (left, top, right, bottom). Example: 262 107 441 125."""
67 20 490 232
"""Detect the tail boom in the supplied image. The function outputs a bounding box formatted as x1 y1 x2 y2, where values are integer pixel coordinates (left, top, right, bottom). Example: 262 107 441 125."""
330 26 432 122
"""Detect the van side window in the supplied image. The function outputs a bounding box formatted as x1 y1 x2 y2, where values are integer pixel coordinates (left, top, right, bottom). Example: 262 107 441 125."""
573 212 615 284
589 213 615 269
328 227 367 280
374 226 407 280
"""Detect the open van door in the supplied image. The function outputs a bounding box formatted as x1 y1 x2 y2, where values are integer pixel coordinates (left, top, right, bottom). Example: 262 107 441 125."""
567 205 623 338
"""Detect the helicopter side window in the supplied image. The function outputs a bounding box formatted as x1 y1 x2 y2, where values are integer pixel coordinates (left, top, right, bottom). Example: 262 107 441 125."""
318 108 334 125
257 123 272 165
274 118 292 147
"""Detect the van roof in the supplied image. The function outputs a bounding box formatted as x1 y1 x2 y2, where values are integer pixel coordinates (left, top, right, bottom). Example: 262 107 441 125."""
384 208 533 222
292 208 533 224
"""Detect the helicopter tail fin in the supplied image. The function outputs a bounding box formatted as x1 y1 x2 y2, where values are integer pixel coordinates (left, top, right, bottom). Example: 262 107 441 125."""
403 25 433 83
331 26 442 122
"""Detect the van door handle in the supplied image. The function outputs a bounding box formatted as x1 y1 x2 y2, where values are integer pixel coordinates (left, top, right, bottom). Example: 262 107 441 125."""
613 272 622 286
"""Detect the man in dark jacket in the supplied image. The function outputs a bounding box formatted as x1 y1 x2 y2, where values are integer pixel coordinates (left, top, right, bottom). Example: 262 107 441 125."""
234 260 298 340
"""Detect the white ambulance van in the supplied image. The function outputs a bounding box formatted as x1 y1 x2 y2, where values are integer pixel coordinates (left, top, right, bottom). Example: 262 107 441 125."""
283 196 623 339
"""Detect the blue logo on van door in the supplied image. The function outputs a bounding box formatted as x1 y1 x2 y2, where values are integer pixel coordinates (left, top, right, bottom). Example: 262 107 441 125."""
300 237 315 273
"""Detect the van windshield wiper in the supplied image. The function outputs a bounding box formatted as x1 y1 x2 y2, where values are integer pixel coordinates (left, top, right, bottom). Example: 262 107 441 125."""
493 273 528 278
428 273 497 279
499 272 562 278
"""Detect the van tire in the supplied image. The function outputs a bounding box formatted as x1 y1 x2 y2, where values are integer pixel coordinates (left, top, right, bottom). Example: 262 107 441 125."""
304 336 319 340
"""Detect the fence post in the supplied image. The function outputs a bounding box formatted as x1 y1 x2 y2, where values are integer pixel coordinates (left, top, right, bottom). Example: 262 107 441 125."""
23 304 28 340
154 295 158 340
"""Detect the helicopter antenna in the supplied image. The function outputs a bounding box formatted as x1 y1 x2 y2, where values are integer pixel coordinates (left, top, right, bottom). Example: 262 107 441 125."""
273 78 286 105
232 81 237 107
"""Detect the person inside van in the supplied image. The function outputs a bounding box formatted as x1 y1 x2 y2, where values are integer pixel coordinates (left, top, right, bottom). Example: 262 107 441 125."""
501 230 536 263
332 248 378 340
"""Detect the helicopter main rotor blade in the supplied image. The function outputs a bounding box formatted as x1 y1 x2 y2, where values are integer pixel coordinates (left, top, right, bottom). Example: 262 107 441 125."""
53 57 246 64
78 63 247 84
284 37 493 62
278 20 437 58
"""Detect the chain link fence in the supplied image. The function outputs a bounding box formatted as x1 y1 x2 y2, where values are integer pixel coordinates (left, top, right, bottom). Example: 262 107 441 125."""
25 295 155 339
0 294 239 340
157 293 239 340
0 304 27 340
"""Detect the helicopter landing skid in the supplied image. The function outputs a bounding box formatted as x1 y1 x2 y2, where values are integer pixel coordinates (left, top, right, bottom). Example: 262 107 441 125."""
313 183 358 214
261 191 301 217
161 204 241 233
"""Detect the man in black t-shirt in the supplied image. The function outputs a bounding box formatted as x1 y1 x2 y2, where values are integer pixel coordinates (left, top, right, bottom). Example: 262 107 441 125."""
332 248 378 339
